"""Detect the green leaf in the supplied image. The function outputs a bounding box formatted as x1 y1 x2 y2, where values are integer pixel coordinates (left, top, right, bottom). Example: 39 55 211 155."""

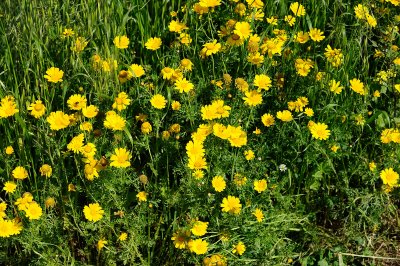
318 259 329 266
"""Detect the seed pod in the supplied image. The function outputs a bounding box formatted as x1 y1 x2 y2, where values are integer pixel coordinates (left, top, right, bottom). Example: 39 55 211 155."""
139 174 148 185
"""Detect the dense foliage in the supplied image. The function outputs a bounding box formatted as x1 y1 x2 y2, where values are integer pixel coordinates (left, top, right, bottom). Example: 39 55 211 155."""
1 0 400 265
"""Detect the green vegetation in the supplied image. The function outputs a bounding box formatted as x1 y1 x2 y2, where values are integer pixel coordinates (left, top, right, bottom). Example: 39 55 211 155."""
1 0 400 265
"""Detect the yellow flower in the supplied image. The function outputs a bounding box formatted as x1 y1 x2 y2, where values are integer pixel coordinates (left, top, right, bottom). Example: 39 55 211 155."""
261 113 275 127
175 78 194 93
84 162 99 181
354 114 365 126
188 239 209 255
246 0 263 9
179 33 192 45
350 78 366 95
244 150 255 160
12 166 28 180
290 2 306 16
276 110 293 122
373 90 380 98
171 230 191 249
68 184 76 192
171 101 181 111
129 64 145 78
169 124 181 134
203 254 227 266
309 122 330 140
200 40 221 57
0 219 23 238
0 96 19 118
80 121 93 132
5 146 14 155
254 74 271 91
72 37 88 53
191 221 209 236
329 144 339 153
67 133 85 154
232 241 246 256
247 34 260 52
315 72 324 81
329 80 344 94
193 170 205 180
141 121 152 134
304 108 314 117
3 181 17 194
369 162 377 171
62 28 75 37
112 92 131 111
25 202 43 220
67 94 87 110
0 202 7 216
285 15 296 26
39 164 52 177
44 67 64 83
227 126 247 147
45 197 56 208
15 193 33 211
104 111 126 131
233 21 252 40
267 16 278 25
188 155 207 170
294 31 309 44
136 191 148 202
82 143 96 158
380 168 399 187
221 196 241 214
168 20 188 33
212 175 226 192
82 105 98 118
113 35 130 49
309 28 325 42
254 179 267 193
97 239 107 251
199 0 221 8
243 90 262 106
145 37 162 50
92 54 101 64
201 100 231 120
324 45 343 67
366 14 377 27
186 140 205 157
295 58 314 76
214 100 231 118
28 100 46 118
83 203 104 222
252 208 264 222
354 4 369 19
193 3 209 15
119 232 128 241
180 58 193 71
161 67 174 80
47 111 71 130
110 147 131 168
150 94 167 109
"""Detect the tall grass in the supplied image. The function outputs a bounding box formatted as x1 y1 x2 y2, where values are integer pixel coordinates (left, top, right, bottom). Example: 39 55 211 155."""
1 0 400 265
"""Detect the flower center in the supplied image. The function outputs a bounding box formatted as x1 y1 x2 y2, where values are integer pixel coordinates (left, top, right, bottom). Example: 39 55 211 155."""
34 104 43 111
232 34 240 41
